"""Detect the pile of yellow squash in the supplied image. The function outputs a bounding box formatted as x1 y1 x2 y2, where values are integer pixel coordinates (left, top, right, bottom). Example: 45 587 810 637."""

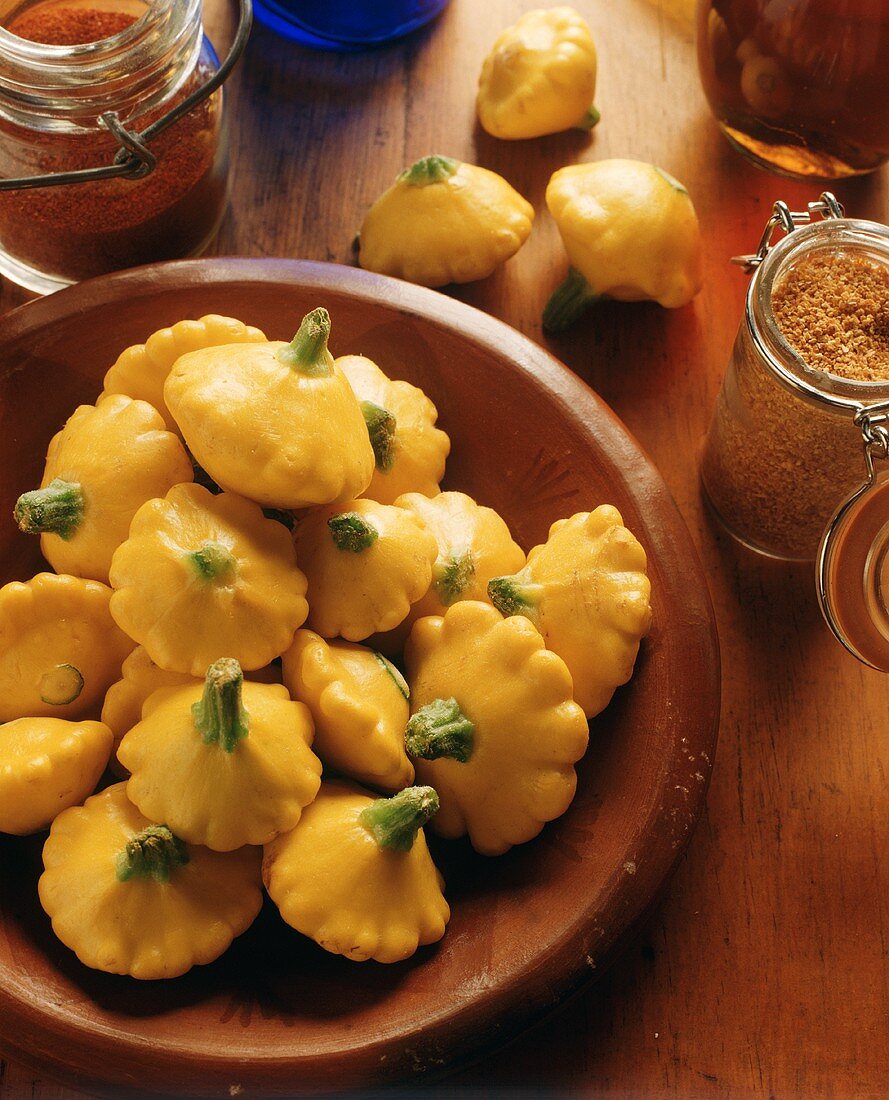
1 307 652 978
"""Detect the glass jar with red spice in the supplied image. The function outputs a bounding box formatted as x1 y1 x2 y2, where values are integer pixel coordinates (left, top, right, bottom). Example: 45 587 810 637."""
0 0 235 294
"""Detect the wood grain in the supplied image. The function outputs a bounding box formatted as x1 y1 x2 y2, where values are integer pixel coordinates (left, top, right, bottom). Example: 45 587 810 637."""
1 0 887 1095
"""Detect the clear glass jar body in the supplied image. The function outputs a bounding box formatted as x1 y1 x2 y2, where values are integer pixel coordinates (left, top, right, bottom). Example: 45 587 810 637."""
0 0 229 294
701 219 889 562
696 0 889 179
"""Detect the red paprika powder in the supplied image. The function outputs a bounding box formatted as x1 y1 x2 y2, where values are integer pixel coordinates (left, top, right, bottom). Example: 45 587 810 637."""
0 0 229 293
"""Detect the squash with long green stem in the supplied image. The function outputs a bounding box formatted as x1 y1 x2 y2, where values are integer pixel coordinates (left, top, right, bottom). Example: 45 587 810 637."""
0 573 134 723
404 600 588 855
164 308 374 508
263 779 449 963
13 395 193 584
109 484 308 676
543 159 703 332
118 658 321 852
39 782 263 979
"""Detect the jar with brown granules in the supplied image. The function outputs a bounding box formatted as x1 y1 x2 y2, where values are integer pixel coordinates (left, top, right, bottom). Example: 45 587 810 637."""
702 193 889 669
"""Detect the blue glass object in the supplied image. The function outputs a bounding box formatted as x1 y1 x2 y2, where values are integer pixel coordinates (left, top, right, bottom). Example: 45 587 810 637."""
254 0 451 49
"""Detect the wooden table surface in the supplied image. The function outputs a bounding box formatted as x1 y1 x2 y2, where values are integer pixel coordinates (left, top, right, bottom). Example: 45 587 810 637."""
2 0 887 1096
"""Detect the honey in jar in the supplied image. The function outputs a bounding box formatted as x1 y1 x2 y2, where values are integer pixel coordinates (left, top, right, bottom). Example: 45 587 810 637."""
696 0 889 179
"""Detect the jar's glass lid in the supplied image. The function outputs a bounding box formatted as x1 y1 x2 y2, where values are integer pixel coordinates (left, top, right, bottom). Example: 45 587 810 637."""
818 467 889 671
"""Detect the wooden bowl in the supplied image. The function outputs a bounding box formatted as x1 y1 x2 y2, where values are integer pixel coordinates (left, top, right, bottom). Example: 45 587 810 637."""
0 260 719 1097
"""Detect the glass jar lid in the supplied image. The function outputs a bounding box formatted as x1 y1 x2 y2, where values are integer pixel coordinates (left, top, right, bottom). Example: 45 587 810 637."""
818 408 889 671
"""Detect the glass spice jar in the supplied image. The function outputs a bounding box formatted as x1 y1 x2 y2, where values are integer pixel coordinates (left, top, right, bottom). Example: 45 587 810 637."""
0 0 243 295
702 193 889 669
696 0 889 179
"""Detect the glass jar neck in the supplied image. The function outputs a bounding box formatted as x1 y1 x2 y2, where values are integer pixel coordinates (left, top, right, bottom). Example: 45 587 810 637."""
0 0 203 132
747 218 889 413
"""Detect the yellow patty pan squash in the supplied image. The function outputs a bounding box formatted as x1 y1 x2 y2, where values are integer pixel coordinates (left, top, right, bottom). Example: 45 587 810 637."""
109 483 308 676
0 573 134 724
488 506 652 718
359 155 534 288
101 646 197 777
14 396 193 585
371 491 526 656
102 647 282 775
282 630 413 792
543 159 704 332
0 718 112 835
295 498 437 641
102 314 267 435
118 658 321 852
477 7 599 140
404 600 588 856
336 355 450 505
39 782 263 979
263 779 449 963
164 308 374 510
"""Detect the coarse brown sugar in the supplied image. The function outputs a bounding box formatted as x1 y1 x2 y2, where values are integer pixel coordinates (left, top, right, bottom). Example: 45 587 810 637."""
771 252 889 382
702 243 889 560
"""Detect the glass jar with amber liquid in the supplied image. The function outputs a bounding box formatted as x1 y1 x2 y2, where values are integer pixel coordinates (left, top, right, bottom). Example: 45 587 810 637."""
697 0 889 179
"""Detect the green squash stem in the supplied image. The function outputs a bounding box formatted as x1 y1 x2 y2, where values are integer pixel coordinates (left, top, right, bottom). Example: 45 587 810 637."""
400 155 459 187
405 697 474 763
576 104 601 130
192 658 250 753
38 663 84 706
187 540 237 582
14 479 84 540
359 785 440 852
277 307 335 377
487 576 541 621
360 401 397 472
116 825 189 883
328 511 379 552
433 550 475 606
542 267 601 333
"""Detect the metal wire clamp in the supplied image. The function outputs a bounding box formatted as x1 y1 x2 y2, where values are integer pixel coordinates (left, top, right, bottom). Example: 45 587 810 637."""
0 0 253 192
731 191 844 273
